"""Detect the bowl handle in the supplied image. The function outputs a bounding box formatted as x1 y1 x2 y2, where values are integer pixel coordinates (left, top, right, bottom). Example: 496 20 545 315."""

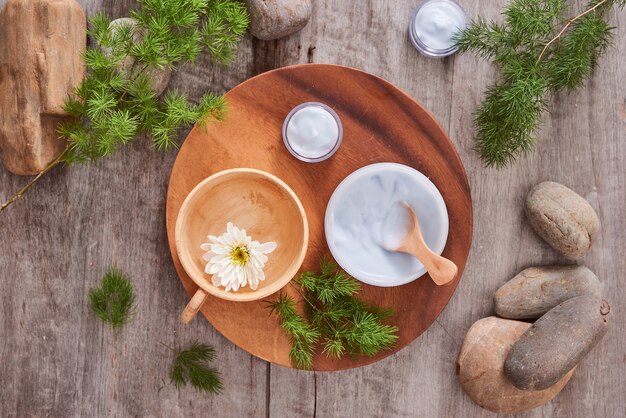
180 289 208 324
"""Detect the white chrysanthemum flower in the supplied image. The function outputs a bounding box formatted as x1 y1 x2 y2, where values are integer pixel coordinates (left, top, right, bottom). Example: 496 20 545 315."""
201 222 277 292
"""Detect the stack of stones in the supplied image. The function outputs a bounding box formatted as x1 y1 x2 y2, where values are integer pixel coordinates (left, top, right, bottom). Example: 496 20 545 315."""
457 182 611 414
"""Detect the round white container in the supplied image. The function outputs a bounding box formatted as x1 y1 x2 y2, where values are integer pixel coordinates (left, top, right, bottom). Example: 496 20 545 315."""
324 163 449 287
282 102 343 163
409 0 468 58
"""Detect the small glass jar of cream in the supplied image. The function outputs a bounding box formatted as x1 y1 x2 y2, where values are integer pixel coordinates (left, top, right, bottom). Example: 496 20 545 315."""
409 0 468 58
282 102 343 163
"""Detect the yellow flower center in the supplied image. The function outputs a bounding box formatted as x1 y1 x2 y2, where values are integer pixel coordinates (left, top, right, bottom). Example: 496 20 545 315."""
230 245 250 266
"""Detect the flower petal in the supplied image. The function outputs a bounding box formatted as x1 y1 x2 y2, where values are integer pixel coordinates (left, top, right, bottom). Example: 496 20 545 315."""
204 263 213 274
249 274 259 290
221 269 233 287
258 242 277 254
210 254 227 264
210 244 230 255
202 251 214 262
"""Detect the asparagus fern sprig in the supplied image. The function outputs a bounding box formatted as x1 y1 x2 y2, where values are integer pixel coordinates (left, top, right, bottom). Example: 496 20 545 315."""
267 261 398 369
268 293 321 369
168 341 223 394
88 267 135 328
454 0 625 168
61 0 248 162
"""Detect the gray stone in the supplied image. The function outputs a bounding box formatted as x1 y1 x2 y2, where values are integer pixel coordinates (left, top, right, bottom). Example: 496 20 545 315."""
105 18 171 95
457 317 575 413
137 64 171 97
495 265 602 319
505 295 611 391
525 181 600 260
245 0 312 40
106 18 139 74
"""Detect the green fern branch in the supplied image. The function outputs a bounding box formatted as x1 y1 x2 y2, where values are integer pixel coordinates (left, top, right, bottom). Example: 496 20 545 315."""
88 266 135 329
454 0 625 167
267 261 398 369
167 341 223 394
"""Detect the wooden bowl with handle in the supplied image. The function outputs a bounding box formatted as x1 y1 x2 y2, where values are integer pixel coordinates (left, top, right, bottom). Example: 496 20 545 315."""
175 168 308 323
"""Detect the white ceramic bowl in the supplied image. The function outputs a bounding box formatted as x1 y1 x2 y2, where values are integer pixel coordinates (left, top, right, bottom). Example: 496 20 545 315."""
324 163 449 287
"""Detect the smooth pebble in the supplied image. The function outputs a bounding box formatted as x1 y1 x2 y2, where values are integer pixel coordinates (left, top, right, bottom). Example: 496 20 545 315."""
457 317 575 413
495 265 602 319
505 295 611 390
525 181 600 260
245 0 312 40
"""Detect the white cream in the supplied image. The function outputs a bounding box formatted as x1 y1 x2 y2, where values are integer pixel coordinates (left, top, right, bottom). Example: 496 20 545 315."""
413 0 466 51
325 164 449 286
379 201 412 251
286 105 339 159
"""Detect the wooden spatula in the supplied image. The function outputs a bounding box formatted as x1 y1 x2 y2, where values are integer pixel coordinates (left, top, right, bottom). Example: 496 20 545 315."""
381 201 457 286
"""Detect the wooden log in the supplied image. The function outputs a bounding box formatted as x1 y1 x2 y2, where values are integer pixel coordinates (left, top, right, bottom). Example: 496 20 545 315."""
0 0 85 175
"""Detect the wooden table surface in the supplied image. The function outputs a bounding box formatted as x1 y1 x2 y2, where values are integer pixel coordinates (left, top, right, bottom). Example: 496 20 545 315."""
0 1 623 417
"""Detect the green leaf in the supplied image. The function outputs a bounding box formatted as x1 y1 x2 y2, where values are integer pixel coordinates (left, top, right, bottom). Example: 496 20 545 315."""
88 267 135 328
108 109 140 144
58 0 248 166
202 0 249 63
170 342 223 394
322 337 345 358
453 0 623 167
345 312 398 357
267 293 320 369
267 262 397 369
548 13 614 90
295 261 360 305
85 87 118 121
196 92 228 127
88 12 113 47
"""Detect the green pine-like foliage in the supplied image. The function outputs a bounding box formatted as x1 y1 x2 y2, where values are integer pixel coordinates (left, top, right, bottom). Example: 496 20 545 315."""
88 267 135 328
453 0 625 167
59 0 248 163
267 262 398 369
170 341 223 394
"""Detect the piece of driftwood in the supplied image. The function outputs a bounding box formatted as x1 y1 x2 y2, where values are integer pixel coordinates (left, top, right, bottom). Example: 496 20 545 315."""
0 0 85 175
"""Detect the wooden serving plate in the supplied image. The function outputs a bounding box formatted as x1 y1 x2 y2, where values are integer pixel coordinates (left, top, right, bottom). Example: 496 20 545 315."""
166 64 472 371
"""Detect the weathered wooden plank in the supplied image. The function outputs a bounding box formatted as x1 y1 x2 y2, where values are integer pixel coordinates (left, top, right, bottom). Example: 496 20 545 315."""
0 0 624 417
284 0 626 417
0 1 268 417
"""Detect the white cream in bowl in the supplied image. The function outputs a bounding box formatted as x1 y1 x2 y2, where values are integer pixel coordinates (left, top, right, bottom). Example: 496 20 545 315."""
324 163 449 287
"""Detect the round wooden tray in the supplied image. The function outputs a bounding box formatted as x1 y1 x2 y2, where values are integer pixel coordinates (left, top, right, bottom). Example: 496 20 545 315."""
166 64 472 371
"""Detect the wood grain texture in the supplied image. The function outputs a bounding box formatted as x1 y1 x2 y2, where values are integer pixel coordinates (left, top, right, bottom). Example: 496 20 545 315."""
0 0 624 416
166 64 472 370
0 0 86 175
394 202 459 286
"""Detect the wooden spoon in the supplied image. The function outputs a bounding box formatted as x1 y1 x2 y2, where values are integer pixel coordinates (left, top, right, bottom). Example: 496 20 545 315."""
381 201 457 286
